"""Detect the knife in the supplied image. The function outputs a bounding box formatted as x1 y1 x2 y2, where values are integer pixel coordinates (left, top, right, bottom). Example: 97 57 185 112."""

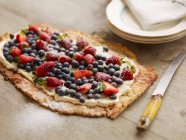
137 50 186 130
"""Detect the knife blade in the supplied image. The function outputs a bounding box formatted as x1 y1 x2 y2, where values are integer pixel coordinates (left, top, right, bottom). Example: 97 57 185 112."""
137 50 186 130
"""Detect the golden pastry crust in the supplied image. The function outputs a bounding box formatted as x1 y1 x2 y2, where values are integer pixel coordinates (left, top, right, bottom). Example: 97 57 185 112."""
0 24 157 119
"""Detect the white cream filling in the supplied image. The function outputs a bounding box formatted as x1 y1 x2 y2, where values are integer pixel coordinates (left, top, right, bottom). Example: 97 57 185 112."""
0 32 139 107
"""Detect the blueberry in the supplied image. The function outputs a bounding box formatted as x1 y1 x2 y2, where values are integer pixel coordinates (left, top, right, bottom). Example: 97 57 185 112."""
108 63 114 68
103 46 109 52
79 96 85 103
113 71 120 77
64 81 71 87
114 64 120 71
30 52 36 57
75 93 81 99
80 61 86 66
50 40 56 45
82 77 87 81
65 50 69 55
87 64 93 70
3 47 9 52
108 68 115 75
17 63 25 69
51 34 58 40
89 79 94 83
47 72 55 77
10 34 14 39
98 60 103 65
111 82 118 87
94 94 101 100
71 60 79 68
27 48 32 53
31 43 37 50
25 66 32 72
79 65 85 70
69 48 75 51
64 68 71 74
68 51 74 57
63 62 69 67
57 74 63 79
38 50 45 57
88 89 94 94
70 77 75 83
92 61 98 68
55 88 66 96
84 80 89 83
92 68 98 74
94 87 100 93
70 84 77 90
98 65 104 72
101 56 106 61
4 43 10 48
6 55 13 62
92 81 98 89
3 52 9 57
87 94 94 99
76 78 82 85
110 94 117 100
59 48 65 52
70 72 74 77
115 78 123 85
8 41 15 46
55 69 62 75
95 54 102 60
69 89 76 97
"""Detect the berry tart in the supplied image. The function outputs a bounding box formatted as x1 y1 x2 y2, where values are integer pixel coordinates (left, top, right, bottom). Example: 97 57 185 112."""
0 24 157 118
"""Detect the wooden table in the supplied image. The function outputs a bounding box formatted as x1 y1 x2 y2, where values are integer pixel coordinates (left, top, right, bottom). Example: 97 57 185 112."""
0 0 186 140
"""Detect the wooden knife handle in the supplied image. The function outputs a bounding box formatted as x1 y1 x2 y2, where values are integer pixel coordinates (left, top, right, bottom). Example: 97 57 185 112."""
137 95 162 130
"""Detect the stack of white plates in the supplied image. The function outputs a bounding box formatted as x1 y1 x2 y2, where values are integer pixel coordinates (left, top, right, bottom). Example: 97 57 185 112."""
106 0 186 44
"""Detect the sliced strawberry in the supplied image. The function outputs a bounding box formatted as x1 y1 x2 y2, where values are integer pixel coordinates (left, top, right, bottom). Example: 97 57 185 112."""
74 70 93 80
60 38 72 49
74 52 84 62
105 55 121 65
101 81 119 96
46 52 60 61
36 40 48 51
83 46 96 56
77 83 92 94
10 48 21 57
39 32 51 41
36 61 56 77
94 72 111 82
84 54 95 64
46 77 63 87
58 55 71 64
18 42 29 50
16 34 27 43
76 38 89 50
18 55 34 64
120 68 133 81
29 25 40 34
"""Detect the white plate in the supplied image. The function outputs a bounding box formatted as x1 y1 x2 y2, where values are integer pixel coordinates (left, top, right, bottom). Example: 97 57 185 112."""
106 0 186 43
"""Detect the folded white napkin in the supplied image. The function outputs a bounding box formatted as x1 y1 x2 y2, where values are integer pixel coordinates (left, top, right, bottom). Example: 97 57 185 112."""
124 0 186 30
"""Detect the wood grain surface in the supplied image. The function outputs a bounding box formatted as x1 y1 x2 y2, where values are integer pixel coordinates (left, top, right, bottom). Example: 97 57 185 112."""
0 0 186 140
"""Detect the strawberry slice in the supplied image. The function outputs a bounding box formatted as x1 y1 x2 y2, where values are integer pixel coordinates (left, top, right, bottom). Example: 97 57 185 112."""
36 61 56 77
77 83 92 94
58 55 71 64
18 55 34 64
120 68 133 81
105 55 121 65
74 52 84 62
16 34 27 43
84 54 95 64
36 40 48 51
94 72 111 82
29 25 40 34
10 48 21 57
74 70 93 80
101 81 119 96
46 52 60 61
46 77 63 87
18 42 29 50
39 32 51 41
83 46 96 56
